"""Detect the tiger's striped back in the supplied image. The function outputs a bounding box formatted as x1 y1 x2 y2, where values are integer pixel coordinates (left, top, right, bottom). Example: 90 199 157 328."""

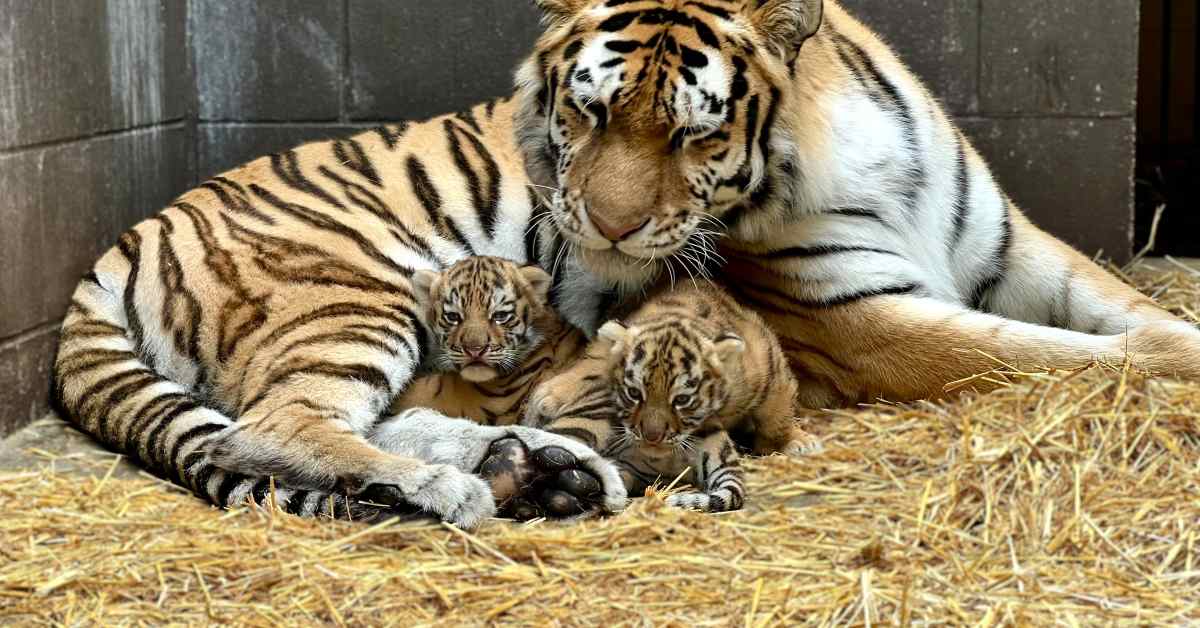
52 100 555 521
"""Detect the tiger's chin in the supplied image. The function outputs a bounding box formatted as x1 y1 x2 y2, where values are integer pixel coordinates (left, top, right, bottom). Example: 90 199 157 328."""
574 247 662 288
460 364 500 383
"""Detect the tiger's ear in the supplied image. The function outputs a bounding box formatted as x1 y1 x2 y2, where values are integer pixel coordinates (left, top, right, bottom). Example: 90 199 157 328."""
746 0 824 61
598 320 634 354
709 333 746 369
519 266 552 304
412 270 440 305
533 0 587 22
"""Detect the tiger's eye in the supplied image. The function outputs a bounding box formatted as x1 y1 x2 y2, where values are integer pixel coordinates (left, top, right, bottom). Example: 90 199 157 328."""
624 386 642 403
672 394 692 408
491 311 513 324
443 312 462 326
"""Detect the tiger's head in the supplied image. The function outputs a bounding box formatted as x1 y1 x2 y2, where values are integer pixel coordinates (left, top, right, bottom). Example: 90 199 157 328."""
597 318 745 453
414 257 553 383
517 0 823 286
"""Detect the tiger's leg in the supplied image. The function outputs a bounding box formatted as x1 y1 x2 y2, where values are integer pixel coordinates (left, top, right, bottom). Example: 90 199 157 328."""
206 385 497 528
983 213 1200 357
523 339 616 438
370 409 627 519
665 431 745 513
768 293 1200 407
742 359 823 457
976 214 1200 381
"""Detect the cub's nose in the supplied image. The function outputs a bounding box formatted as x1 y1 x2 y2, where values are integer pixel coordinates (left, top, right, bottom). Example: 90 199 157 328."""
463 343 487 359
642 423 666 444
588 210 649 242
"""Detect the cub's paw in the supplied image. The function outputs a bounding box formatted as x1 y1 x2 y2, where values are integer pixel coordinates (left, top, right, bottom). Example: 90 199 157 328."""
359 464 496 529
522 383 568 428
665 491 714 512
782 430 824 458
665 490 745 513
476 432 627 520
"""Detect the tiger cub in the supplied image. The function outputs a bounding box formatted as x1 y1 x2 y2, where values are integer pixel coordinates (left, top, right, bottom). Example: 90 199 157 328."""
393 256 587 426
539 283 822 513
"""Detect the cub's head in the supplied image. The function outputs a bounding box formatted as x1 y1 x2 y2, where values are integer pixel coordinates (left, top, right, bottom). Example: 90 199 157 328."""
414 257 553 383
517 0 823 285
598 318 745 451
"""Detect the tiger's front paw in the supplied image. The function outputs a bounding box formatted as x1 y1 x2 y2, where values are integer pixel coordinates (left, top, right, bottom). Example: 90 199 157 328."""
522 382 567 427
476 431 627 520
359 464 496 529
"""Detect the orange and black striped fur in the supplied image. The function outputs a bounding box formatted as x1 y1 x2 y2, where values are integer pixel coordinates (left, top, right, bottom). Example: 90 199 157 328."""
392 256 587 425
55 1 1200 526
527 283 820 512
518 0 1200 420
52 95 628 527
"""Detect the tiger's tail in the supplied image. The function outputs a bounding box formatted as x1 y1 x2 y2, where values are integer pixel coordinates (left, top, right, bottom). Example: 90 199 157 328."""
51 237 390 521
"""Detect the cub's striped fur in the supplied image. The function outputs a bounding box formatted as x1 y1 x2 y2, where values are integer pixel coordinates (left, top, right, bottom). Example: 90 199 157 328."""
55 0 1200 526
393 256 587 426
527 283 821 512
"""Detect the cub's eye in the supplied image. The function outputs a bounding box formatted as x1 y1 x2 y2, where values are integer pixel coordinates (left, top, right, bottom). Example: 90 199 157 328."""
672 394 693 408
491 311 513 325
623 386 642 404
442 312 462 326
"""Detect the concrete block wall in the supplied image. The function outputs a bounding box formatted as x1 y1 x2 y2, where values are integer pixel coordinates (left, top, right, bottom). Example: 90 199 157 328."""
840 0 1140 260
0 1 1140 436
190 0 543 178
0 0 190 435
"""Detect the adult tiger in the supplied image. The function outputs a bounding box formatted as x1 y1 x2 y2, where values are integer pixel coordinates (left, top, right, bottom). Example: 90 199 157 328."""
53 0 1200 527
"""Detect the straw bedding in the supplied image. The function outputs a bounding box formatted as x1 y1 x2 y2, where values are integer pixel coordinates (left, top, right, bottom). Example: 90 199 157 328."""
2 264 1199 626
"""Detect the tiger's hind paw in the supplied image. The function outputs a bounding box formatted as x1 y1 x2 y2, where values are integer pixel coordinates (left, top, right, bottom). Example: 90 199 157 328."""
476 432 627 520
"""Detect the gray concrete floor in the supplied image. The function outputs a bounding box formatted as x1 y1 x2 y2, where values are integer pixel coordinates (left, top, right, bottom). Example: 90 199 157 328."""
0 414 143 479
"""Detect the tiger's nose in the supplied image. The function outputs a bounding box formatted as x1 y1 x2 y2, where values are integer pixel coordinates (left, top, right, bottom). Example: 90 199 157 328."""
463 343 487 358
588 211 649 242
642 422 666 444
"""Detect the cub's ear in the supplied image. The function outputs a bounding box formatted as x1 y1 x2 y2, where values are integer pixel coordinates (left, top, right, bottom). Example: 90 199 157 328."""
598 320 634 354
533 0 587 22
412 270 440 304
709 333 746 368
519 265 553 303
745 0 824 61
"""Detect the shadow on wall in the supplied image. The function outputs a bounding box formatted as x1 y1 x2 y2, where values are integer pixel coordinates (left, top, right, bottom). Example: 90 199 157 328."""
1135 0 1199 257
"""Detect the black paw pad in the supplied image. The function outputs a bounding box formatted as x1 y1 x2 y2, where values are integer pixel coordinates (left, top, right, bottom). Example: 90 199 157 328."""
477 438 608 521
556 469 600 498
532 446 577 471
540 489 585 517
508 497 542 520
